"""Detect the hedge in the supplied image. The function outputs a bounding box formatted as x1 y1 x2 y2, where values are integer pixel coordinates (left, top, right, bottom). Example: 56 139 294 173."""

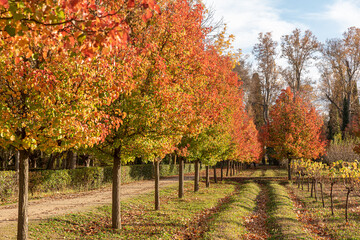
0 171 17 202
0 163 196 203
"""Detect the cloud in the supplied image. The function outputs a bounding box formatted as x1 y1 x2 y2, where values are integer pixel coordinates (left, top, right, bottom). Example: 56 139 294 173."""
324 0 360 33
203 0 307 52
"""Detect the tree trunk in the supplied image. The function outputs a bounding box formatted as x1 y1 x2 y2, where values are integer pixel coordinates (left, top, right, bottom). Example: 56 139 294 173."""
69 151 76 170
213 165 217 183
66 151 73 169
232 161 235 175
178 158 184 198
307 177 310 192
314 180 318 201
32 157 37 169
46 154 56 170
288 158 292 180
220 161 224 181
330 182 334 216
226 160 229 176
15 151 20 172
194 159 199 192
17 149 29 240
205 166 210 188
345 188 351 222
62 152 67 169
311 179 314 197
154 160 160 210
173 154 177 165
56 154 61 169
85 156 91 167
320 182 325 207
112 146 121 229
301 174 304 190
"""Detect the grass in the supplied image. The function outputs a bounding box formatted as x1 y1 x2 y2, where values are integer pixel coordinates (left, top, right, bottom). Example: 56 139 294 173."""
266 182 312 240
203 181 261 240
289 182 360 240
264 168 287 178
250 169 264 177
29 181 236 240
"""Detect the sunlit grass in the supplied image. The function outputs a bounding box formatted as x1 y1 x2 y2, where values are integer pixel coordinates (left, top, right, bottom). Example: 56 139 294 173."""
266 182 312 240
29 181 236 239
203 181 261 239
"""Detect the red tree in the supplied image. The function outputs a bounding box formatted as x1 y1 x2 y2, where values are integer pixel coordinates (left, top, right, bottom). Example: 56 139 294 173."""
266 88 326 179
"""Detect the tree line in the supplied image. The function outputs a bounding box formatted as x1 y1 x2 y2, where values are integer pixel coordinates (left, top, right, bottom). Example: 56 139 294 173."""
237 27 360 142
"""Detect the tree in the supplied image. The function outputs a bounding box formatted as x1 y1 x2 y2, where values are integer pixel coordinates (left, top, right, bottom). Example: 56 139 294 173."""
247 73 265 129
281 29 319 95
320 27 360 137
92 0 210 227
253 32 281 124
0 1 158 239
266 88 326 180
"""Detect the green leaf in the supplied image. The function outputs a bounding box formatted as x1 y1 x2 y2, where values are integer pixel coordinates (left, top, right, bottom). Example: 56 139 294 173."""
77 34 86 44
13 13 24 21
5 25 15 37
58 10 65 19
9 4 17 15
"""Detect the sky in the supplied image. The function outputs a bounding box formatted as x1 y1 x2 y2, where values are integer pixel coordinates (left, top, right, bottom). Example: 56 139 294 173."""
202 0 360 55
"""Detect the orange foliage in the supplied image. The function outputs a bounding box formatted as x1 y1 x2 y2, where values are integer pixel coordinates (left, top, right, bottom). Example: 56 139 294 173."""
266 87 326 160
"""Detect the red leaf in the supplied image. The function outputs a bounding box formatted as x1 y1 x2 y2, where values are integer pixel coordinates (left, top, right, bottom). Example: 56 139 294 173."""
145 8 152 20
127 0 135 8
0 0 8 8
154 4 161 14
69 0 80 8
147 0 156 8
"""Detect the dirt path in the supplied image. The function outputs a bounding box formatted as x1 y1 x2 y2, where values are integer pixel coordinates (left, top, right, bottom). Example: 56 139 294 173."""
243 184 271 240
0 175 195 235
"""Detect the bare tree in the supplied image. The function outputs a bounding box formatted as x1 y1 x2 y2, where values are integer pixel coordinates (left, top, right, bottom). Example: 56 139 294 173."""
319 27 360 136
252 32 281 123
281 28 319 95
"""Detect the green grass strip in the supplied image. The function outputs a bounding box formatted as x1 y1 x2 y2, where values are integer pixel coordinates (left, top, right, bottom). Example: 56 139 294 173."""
250 170 264 177
203 181 261 240
267 182 312 240
29 181 236 240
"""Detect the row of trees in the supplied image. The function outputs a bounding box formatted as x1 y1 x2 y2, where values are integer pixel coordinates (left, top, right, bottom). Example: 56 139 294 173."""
0 0 262 239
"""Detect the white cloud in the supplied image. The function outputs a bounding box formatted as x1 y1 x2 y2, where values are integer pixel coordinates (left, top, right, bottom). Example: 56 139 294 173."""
324 0 360 33
203 0 307 52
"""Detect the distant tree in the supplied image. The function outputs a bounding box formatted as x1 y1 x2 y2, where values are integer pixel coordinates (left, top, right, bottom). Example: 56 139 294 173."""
320 27 360 137
253 32 281 124
266 88 326 180
248 73 265 129
281 29 319 96
233 54 252 96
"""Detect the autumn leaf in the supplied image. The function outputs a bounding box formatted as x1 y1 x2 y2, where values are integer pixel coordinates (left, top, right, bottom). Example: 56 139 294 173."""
0 0 8 8
142 9 153 22
127 0 135 8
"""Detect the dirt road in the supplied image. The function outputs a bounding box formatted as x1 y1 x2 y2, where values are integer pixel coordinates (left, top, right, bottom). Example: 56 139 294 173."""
0 175 195 239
